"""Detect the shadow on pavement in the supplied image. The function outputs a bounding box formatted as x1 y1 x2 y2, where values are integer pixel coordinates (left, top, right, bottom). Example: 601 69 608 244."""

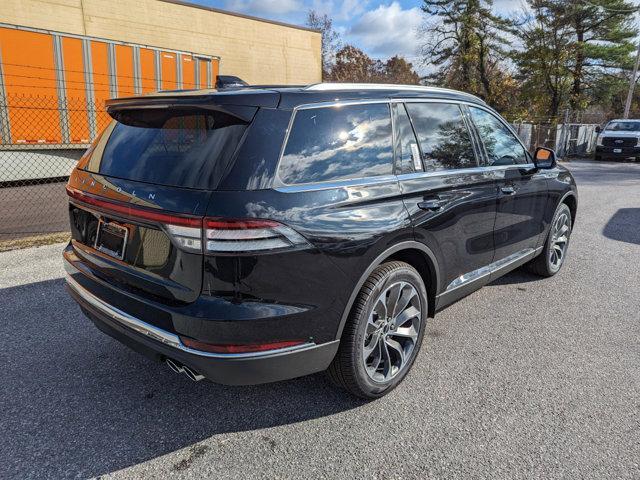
602 208 640 245
488 269 543 286
0 278 365 479
564 160 640 185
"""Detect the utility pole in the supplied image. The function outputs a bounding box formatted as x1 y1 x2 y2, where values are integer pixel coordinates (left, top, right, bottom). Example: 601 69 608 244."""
623 41 640 119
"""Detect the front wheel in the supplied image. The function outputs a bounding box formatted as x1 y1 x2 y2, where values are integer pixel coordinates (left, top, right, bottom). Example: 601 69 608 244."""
327 261 428 399
526 203 572 277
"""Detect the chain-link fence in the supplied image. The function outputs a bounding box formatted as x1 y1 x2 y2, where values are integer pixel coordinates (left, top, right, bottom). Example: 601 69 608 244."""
0 94 109 241
509 111 607 157
511 121 599 157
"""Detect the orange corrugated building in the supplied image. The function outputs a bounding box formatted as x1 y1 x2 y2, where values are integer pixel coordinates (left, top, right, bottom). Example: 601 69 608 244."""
0 24 218 146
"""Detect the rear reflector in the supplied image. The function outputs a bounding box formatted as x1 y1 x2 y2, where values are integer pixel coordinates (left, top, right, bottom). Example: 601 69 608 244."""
180 337 306 354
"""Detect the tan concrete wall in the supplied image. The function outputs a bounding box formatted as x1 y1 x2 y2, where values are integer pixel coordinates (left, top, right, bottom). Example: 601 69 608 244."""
0 0 322 84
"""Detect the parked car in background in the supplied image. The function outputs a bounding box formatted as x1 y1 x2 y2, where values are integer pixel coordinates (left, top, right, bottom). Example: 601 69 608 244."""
63 83 578 398
594 119 640 162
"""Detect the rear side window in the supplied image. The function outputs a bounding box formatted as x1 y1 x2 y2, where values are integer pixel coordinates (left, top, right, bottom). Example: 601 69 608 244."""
88 110 248 189
278 103 393 185
405 103 476 171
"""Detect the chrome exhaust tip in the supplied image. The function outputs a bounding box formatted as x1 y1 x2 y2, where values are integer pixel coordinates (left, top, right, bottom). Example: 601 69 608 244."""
182 365 205 382
165 358 204 381
166 358 183 374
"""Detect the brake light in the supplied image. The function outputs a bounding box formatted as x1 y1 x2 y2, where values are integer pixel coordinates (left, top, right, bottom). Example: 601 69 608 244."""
67 187 309 254
66 187 201 227
67 186 204 253
180 337 306 354
204 217 310 253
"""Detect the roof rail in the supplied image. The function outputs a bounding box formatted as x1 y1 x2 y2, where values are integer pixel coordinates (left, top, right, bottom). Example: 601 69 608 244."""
305 83 485 103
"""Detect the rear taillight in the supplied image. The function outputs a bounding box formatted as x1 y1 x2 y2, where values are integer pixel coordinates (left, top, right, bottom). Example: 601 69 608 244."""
67 188 309 254
163 224 202 253
66 187 201 227
204 218 310 253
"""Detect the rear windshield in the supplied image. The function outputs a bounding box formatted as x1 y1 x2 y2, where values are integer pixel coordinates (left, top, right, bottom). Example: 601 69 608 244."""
85 109 249 189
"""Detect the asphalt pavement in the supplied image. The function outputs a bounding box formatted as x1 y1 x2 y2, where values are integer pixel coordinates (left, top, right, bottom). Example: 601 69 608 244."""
0 160 638 479
0 181 69 239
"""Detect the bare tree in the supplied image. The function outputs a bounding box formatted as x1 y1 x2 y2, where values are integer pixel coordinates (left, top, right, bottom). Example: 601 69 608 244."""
306 10 342 80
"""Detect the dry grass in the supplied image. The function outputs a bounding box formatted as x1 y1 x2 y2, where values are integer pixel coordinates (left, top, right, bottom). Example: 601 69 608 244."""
0 231 70 252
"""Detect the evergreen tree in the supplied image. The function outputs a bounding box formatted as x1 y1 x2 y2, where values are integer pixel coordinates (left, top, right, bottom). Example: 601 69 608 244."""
514 0 638 118
420 0 515 105
560 0 639 110
514 1 574 119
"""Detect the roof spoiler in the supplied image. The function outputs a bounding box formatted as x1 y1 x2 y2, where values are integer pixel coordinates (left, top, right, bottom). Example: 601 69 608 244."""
105 95 258 123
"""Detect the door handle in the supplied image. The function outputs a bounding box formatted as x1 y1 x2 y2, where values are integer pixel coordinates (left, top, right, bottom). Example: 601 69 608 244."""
418 198 446 211
501 186 516 195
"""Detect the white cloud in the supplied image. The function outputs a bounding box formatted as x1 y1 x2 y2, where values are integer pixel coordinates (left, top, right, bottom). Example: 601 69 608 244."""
224 0 303 16
347 2 422 60
492 0 531 15
336 0 369 21
310 0 369 21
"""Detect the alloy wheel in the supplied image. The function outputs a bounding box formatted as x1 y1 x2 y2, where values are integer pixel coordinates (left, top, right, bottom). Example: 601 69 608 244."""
549 211 570 270
362 281 422 382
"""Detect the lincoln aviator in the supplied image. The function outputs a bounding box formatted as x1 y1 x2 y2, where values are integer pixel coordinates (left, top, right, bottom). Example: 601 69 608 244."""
64 83 578 398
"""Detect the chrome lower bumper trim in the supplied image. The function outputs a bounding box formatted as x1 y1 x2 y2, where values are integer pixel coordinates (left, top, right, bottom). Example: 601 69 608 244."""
65 274 315 359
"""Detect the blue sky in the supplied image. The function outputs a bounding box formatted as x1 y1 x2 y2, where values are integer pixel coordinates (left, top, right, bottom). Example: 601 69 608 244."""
197 0 531 69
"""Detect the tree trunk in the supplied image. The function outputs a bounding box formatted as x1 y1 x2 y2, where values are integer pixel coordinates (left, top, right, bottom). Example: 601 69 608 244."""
550 88 560 119
571 21 584 111
478 35 492 101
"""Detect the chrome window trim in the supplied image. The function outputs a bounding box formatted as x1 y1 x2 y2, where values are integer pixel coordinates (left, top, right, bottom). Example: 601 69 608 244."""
395 163 536 182
273 97 533 193
65 273 316 359
275 175 399 193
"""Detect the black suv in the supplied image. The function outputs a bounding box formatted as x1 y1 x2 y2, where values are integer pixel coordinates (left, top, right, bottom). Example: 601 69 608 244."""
64 84 578 398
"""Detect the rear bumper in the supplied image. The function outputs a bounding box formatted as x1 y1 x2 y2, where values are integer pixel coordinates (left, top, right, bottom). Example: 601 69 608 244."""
595 145 640 158
64 264 339 386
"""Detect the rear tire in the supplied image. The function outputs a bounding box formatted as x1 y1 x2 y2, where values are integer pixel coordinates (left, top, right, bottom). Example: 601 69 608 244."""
526 203 572 277
327 261 428 399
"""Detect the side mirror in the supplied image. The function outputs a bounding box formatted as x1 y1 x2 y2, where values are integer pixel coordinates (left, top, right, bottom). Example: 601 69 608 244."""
533 147 557 169
595 126 601 133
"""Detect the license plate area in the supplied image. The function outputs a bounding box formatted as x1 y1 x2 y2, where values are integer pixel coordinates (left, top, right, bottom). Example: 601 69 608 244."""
613 148 622 153
94 220 128 260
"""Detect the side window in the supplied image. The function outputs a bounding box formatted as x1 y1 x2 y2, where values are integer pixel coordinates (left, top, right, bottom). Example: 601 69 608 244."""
405 103 477 171
469 107 528 166
392 103 422 174
279 103 393 185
